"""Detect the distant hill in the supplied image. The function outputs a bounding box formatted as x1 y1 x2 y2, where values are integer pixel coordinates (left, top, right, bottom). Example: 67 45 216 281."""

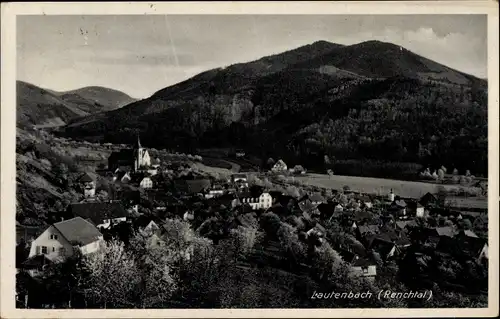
57 86 137 113
16 81 136 127
61 40 488 177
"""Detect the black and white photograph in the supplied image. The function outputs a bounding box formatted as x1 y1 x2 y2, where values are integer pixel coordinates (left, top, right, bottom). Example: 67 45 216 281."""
1 1 499 318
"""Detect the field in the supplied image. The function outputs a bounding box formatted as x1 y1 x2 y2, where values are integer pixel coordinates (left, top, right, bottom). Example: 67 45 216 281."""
445 196 488 210
289 173 483 199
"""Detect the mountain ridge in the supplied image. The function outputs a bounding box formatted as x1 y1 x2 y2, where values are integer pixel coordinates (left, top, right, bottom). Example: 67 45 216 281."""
57 39 488 176
16 81 137 127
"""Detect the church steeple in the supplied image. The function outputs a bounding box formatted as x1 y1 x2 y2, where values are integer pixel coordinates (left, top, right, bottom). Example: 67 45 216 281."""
135 133 142 149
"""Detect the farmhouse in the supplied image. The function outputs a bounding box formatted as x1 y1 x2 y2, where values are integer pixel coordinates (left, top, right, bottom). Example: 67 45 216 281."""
28 217 103 262
419 192 438 207
67 201 129 229
271 159 288 172
239 192 273 210
339 250 377 279
78 172 96 198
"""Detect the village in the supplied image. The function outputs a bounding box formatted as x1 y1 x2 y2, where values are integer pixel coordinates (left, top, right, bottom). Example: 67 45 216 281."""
15 135 489 305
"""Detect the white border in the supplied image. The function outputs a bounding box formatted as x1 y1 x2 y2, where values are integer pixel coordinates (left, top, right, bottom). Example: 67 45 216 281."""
1 2 499 318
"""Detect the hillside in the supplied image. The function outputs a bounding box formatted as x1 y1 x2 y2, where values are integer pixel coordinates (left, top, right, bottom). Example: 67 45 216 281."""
60 40 488 177
16 81 136 127
57 86 137 113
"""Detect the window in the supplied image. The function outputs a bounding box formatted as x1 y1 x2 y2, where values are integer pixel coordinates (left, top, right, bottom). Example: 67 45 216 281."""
59 247 66 257
50 234 58 240
362 267 369 274
52 247 55 252
41 246 48 254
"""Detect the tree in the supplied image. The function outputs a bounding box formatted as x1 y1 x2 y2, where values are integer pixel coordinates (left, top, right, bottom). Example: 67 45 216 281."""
437 168 445 182
285 186 300 198
324 155 331 166
260 212 282 238
342 185 351 193
84 239 141 308
267 158 275 168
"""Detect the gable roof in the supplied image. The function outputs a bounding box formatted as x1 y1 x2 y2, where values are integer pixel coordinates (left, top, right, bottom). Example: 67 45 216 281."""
68 201 128 226
53 217 103 246
370 238 396 259
459 229 479 238
358 225 380 235
437 235 487 258
395 220 418 230
79 172 95 183
393 200 407 208
174 179 211 194
435 226 455 237
420 192 438 206
273 159 287 167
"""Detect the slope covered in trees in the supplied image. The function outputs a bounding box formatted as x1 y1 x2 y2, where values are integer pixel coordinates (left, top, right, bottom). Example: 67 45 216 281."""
60 40 488 178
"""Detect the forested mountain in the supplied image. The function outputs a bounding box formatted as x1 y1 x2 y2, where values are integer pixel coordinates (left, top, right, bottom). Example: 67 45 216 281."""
60 40 488 177
16 81 136 127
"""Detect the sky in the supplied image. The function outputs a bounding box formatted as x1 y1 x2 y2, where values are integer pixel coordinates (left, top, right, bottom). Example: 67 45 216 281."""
17 15 487 99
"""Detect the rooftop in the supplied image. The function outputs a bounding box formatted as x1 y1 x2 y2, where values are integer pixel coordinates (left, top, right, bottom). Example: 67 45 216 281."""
53 217 103 246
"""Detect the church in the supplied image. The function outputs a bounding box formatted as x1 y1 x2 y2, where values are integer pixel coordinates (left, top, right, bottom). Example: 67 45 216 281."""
108 135 151 172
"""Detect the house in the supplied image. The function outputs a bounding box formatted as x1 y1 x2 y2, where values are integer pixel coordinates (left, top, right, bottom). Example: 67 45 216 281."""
78 172 96 198
28 217 104 262
239 192 273 210
356 225 380 239
456 229 479 239
389 199 407 219
271 159 288 172
108 135 151 172
231 173 248 184
152 158 161 168
358 195 373 209
317 202 336 221
138 175 154 189
235 149 246 158
339 250 377 279
369 238 397 260
334 203 344 213
173 179 211 195
67 201 129 229
419 192 438 208
205 185 225 199
436 235 488 263
395 220 418 234
20 254 55 277
113 170 132 183
298 198 320 216
308 193 326 206
406 200 425 218
306 223 326 239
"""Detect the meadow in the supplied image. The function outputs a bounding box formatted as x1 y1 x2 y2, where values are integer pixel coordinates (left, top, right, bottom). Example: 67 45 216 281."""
288 173 483 200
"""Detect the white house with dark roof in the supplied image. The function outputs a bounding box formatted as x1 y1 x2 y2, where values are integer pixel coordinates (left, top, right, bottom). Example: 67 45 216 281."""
28 217 103 262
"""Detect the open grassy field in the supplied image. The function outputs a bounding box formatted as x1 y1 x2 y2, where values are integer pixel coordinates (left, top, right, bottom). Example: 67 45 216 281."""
445 196 488 210
290 173 483 199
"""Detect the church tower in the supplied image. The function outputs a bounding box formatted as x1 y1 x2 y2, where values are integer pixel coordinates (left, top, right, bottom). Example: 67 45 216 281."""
133 133 150 171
